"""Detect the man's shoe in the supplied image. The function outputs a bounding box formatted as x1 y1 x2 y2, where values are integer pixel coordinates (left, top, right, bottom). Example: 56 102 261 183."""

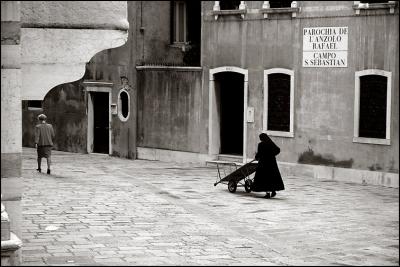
36 168 41 173
47 169 51 175
271 191 276 198
264 193 271 199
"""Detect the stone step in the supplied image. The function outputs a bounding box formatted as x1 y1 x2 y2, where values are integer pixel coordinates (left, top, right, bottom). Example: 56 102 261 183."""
217 154 243 162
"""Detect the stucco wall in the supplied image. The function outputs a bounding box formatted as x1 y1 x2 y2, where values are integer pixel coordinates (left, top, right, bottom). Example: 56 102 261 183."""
202 1 399 173
138 1 184 64
137 68 204 152
22 81 88 153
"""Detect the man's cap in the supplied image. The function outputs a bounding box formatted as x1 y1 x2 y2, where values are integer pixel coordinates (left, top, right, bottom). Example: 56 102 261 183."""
38 114 47 120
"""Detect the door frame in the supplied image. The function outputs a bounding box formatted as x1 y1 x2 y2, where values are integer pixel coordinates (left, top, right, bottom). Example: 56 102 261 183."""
85 82 113 155
209 66 248 163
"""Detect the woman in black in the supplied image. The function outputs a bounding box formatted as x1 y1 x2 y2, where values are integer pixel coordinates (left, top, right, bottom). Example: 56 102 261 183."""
252 133 285 198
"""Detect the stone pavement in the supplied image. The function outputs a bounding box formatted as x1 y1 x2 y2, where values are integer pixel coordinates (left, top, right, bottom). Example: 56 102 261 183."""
20 148 399 266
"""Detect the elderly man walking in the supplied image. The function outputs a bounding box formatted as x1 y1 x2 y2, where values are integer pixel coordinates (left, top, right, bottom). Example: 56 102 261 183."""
34 114 55 174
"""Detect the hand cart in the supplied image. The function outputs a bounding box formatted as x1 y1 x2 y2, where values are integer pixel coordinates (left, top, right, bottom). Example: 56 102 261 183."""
213 159 258 193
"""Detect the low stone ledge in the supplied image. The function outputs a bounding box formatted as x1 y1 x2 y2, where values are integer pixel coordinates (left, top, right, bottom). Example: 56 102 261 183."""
1 232 22 266
1 232 22 252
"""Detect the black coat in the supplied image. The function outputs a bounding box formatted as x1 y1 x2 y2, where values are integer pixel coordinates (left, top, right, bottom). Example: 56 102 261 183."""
252 137 285 192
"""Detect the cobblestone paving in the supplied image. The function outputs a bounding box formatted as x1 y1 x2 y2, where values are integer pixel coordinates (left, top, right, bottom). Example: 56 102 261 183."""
21 148 399 266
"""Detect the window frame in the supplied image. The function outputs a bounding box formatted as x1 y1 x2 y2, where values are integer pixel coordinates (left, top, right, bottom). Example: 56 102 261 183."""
171 0 187 45
263 68 295 138
118 88 130 122
353 69 392 145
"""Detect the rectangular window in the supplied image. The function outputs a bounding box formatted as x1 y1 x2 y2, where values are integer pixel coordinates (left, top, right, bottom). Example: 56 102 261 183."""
267 73 290 132
360 1 389 3
359 75 387 139
172 1 187 44
219 0 241 10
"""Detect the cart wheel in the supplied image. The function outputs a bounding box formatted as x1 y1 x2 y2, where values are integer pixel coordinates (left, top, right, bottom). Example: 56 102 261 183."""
228 180 237 193
245 179 252 193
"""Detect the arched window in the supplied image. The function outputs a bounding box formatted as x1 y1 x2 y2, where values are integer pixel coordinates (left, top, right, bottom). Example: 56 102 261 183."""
354 69 392 145
263 68 295 137
118 89 130 122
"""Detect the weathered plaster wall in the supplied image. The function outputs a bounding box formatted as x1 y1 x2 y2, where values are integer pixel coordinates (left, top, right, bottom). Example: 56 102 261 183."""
137 1 185 64
83 2 137 159
137 68 203 152
87 47 137 159
20 1 129 100
202 1 399 173
22 80 88 153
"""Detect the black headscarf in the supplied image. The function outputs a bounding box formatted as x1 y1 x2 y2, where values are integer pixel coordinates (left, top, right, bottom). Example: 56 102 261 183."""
259 133 270 142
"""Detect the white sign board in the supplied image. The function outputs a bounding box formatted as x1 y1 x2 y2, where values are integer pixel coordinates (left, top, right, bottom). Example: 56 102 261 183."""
247 107 254 123
303 27 348 68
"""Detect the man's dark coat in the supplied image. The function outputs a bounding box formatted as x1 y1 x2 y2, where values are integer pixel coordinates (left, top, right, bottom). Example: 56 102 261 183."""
252 136 285 192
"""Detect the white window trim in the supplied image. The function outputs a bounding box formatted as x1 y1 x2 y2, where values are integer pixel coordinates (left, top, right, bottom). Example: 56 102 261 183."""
263 68 295 138
353 69 392 145
118 89 130 122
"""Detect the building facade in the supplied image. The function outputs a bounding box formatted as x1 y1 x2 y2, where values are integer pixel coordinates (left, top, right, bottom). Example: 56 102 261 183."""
22 1 399 188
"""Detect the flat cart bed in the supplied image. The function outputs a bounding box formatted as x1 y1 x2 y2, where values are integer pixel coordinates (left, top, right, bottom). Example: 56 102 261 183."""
212 160 258 193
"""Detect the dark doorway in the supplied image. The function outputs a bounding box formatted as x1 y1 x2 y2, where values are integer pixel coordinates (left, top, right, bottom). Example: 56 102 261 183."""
216 72 244 155
92 92 109 154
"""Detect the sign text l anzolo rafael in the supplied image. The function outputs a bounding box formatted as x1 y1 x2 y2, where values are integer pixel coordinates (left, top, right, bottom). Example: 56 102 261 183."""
303 27 348 68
